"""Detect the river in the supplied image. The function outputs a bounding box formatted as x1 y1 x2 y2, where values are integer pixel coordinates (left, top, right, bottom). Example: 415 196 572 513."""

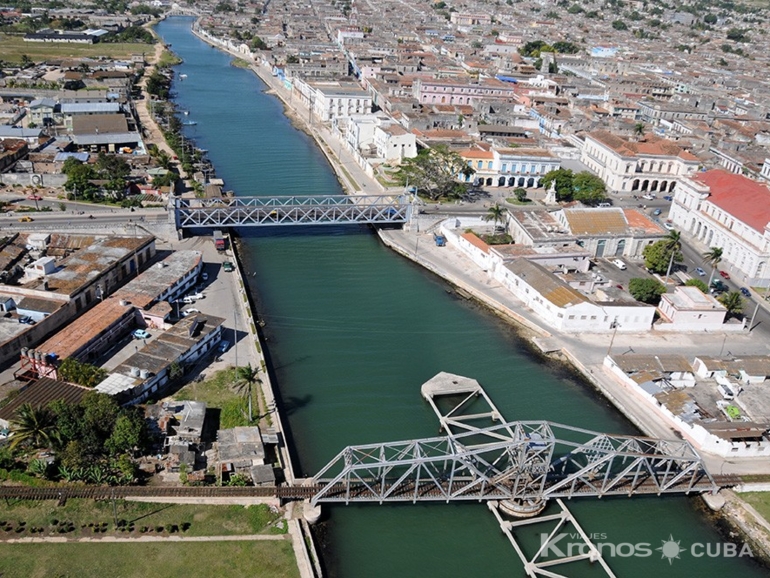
156 17 766 578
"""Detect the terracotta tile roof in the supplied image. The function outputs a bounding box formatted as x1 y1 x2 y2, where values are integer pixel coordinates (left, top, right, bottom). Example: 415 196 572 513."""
693 169 770 233
461 232 490 253
622 209 667 234
507 259 588 308
460 149 494 159
588 130 697 160
562 208 628 235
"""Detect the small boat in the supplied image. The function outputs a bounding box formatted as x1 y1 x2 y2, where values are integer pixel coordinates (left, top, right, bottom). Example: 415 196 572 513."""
182 120 197 126
179 73 187 79
183 110 190 115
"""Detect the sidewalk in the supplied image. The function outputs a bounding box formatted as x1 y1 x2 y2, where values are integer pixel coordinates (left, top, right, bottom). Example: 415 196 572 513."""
379 223 770 475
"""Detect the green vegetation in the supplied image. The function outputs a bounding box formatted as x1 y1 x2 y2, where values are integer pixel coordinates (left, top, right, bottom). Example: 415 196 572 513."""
612 19 628 30
156 49 182 69
718 291 744 317
102 25 156 44
541 169 607 205
61 153 131 203
0 499 282 538
483 203 508 230
394 145 474 201
6 392 148 485
57 357 108 388
684 278 709 293
175 367 254 429
0 36 141 64
0 540 299 578
628 278 666 304
643 233 682 275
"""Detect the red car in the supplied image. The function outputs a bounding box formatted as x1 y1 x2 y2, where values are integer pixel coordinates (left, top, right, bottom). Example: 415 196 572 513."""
719 270 730 280
27 194 42 201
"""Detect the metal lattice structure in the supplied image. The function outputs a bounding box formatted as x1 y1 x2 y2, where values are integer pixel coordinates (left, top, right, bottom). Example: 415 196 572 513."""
310 373 717 506
174 194 411 228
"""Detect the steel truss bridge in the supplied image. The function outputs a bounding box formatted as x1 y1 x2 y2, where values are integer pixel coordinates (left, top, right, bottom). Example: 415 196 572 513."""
310 373 718 508
173 194 411 229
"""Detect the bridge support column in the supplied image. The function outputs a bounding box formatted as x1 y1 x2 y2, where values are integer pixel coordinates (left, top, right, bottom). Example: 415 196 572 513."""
498 498 547 519
303 500 322 525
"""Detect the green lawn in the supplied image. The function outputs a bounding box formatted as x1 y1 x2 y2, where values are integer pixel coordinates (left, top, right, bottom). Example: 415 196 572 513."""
173 367 254 429
0 540 299 578
0 35 149 63
0 499 285 538
740 492 770 522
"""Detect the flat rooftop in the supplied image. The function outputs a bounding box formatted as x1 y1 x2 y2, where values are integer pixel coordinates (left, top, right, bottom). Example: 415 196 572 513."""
115 250 202 309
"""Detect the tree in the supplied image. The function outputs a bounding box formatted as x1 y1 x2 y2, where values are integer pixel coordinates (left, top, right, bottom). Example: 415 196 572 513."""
234 364 261 423
703 246 723 287
643 237 682 275
726 28 749 42
395 145 474 201
483 203 507 230
572 172 607 205
62 162 97 200
661 230 682 282
612 20 628 30
634 122 645 136
704 14 717 24
553 41 579 53
685 279 708 293
628 278 666 304
718 291 744 317
105 411 146 455
10 403 59 450
514 187 528 202
541 168 574 201
58 358 108 388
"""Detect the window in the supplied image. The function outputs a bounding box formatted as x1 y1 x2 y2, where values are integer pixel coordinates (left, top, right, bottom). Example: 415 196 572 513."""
477 161 483 169
502 163 508 172
487 161 493 169
568 315 575 320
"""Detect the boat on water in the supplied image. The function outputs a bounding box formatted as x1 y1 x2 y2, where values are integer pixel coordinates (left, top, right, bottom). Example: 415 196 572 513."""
182 120 197 126
179 74 188 79
183 110 190 115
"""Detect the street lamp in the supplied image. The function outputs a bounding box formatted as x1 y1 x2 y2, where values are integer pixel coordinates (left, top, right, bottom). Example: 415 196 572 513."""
606 320 620 357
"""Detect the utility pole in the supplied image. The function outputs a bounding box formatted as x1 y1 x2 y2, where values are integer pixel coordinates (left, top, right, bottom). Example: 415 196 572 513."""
749 301 760 332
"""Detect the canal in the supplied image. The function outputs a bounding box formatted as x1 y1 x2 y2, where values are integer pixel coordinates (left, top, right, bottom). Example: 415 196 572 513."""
157 17 766 578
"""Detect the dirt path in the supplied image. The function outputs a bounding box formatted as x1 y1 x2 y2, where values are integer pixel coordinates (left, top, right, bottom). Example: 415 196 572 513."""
2 533 287 544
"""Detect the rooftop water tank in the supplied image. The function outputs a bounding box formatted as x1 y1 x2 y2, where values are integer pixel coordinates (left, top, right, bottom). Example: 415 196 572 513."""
129 366 140 377
139 368 150 379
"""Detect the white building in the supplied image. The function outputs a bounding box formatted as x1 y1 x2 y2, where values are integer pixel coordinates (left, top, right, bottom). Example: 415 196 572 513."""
668 169 770 288
508 207 667 259
580 130 699 194
293 79 372 122
459 146 560 188
346 114 416 163
495 258 654 332
657 286 729 331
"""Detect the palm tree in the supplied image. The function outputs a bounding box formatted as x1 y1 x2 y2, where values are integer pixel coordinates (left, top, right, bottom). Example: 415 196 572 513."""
233 364 261 423
703 246 723 287
634 122 645 137
483 203 507 231
10 403 59 450
663 230 682 285
718 291 744 318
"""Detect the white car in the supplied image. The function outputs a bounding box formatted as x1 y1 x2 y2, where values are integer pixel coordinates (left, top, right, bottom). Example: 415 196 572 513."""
182 308 200 317
641 194 655 201
664 222 675 230
612 259 627 270
187 292 205 300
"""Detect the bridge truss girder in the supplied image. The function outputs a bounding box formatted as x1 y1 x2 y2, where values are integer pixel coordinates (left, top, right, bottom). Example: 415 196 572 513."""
174 194 410 228
310 420 716 506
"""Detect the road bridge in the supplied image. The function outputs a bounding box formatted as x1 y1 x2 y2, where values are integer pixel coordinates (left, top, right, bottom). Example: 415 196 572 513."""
173 194 411 229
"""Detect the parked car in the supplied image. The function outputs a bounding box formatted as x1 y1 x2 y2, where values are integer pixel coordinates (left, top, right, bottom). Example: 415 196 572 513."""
653 208 662 216
719 270 731 280
222 261 235 272
132 329 150 339
710 280 728 294
740 287 751 298
18 315 35 325
201 272 209 281
598 202 612 208
27 194 42 201
18 216 33 222
641 194 655 200
664 222 675 230
189 292 205 300
663 195 673 202
612 259 627 270
181 296 196 304
217 340 230 354
695 267 706 276
182 308 200 317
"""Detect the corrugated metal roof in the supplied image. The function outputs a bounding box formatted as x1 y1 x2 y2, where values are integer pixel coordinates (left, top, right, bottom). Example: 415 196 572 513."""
562 208 628 235
0 378 89 424
506 259 588 308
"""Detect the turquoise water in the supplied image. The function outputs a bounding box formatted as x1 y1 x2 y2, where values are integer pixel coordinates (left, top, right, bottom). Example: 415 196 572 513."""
157 17 768 577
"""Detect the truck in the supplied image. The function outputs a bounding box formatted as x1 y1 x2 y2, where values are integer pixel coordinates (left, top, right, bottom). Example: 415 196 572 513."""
433 233 446 247
213 230 227 251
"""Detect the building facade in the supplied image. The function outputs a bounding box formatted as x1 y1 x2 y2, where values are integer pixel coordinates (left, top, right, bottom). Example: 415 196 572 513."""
668 170 770 288
580 130 699 194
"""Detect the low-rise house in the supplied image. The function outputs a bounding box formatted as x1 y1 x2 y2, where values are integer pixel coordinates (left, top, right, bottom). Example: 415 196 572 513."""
657 286 731 332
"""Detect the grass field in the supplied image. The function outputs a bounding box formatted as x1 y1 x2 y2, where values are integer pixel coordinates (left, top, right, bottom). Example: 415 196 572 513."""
0 540 300 578
0 35 151 63
740 492 770 523
173 367 254 429
0 499 285 538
